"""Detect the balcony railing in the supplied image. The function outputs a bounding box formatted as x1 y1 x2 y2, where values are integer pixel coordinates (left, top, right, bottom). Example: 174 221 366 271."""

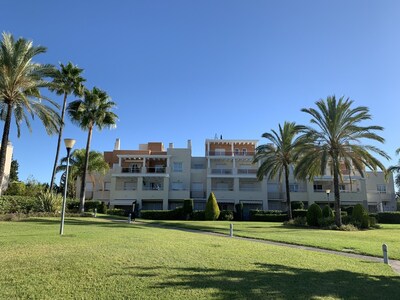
190 191 207 199
237 168 257 174
211 168 233 175
143 185 164 191
239 187 261 192
207 151 255 156
268 192 284 200
212 187 234 191
147 167 166 173
121 167 141 173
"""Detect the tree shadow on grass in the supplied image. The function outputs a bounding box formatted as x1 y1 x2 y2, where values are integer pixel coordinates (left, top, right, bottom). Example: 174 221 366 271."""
19 218 147 229
122 263 400 299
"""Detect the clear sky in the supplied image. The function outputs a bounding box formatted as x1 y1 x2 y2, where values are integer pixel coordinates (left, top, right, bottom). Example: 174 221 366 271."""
2 0 400 184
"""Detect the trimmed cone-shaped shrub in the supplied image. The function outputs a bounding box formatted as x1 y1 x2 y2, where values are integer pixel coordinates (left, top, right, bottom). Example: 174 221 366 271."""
322 205 334 218
352 204 370 228
306 203 322 227
205 192 220 220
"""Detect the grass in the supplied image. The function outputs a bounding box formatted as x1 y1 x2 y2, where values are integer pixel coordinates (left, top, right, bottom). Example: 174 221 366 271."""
0 217 399 299
141 220 400 260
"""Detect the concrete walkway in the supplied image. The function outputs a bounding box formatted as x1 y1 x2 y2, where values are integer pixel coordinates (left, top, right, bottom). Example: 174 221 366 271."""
137 221 400 275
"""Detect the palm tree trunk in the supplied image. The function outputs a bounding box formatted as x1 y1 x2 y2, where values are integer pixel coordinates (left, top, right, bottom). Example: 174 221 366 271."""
0 103 13 196
79 126 93 213
50 93 68 191
333 158 342 227
284 165 292 220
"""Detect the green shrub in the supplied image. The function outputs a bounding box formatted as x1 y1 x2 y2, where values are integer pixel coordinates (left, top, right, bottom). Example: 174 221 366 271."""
342 206 354 216
218 210 234 221
183 199 194 219
249 210 288 222
84 201 107 213
306 203 322 227
322 205 334 218
205 192 220 220
66 199 80 213
318 216 335 228
140 208 184 220
106 208 126 216
285 216 307 227
352 204 369 228
234 203 243 221
191 210 205 220
0 195 38 214
37 191 62 213
339 224 358 231
292 209 307 218
376 212 400 224
291 201 305 210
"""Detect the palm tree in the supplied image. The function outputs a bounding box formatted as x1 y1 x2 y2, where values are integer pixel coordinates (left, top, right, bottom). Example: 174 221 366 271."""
296 96 389 226
56 149 109 198
67 87 117 212
0 33 60 195
48 62 86 191
253 122 305 220
388 148 400 190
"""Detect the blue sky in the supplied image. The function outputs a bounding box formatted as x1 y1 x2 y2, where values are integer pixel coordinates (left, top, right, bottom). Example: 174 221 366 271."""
2 0 400 184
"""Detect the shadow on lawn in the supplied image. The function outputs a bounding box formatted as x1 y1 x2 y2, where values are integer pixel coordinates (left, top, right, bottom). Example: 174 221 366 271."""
124 263 400 299
20 218 147 229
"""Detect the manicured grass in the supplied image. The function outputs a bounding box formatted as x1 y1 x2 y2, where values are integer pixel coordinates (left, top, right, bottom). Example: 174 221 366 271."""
141 220 400 260
0 218 399 299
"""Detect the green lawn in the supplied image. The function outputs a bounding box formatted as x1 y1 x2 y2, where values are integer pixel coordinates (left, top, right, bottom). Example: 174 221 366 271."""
0 218 399 299
141 220 400 260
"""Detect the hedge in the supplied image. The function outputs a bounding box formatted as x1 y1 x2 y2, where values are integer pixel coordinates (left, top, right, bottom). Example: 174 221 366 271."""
191 210 205 220
292 209 307 218
0 196 38 214
218 210 234 221
375 212 400 224
249 210 288 222
140 208 184 220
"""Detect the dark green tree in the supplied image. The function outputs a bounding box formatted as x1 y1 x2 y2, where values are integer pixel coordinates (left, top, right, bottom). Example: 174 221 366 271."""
9 158 19 182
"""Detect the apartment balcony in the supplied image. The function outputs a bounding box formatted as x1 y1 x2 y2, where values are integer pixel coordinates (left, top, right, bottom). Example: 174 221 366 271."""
268 192 285 200
190 191 207 199
116 166 168 176
211 168 233 175
207 151 255 157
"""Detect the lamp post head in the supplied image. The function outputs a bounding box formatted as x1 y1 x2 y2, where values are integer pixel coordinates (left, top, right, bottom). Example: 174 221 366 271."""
326 189 331 195
64 138 76 150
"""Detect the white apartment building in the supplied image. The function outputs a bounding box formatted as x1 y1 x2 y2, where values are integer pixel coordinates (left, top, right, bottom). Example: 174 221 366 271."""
86 138 396 216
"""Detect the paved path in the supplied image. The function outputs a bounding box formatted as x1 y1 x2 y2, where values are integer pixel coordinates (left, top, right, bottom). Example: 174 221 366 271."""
137 221 400 275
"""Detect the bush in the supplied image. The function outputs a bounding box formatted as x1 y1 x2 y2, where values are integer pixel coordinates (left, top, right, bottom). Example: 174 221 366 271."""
37 191 62 213
106 208 126 216
318 216 335 228
249 210 288 222
84 201 107 213
342 206 354 216
376 212 400 224
183 199 194 219
140 208 184 220
292 209 307 218
191 210 205 220
291 201 305 210
306 204 322 227
66 199 80 213
0 195 38 214
234 203 243 221
218 210 234 221
322 205 334 218
285 216 307 227
205 192 220 220
339 224 358 231
352 204 369 229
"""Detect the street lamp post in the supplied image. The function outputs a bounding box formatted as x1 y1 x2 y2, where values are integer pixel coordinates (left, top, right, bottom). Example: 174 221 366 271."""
326 189 331 207
60 138 76 235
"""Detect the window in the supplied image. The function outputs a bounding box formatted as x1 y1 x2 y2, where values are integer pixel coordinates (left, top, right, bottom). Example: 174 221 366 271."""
155 164 165 173
171 182 184 190
191 182 203 191
313 184 322 191
86 182 93 191
289 183 299 192
104 182 111 191
339 184 346 191
124 182 135 190
215 149 225 156
173 162 183 172
377 184 386 193
234 148 239 155
242 148 247 156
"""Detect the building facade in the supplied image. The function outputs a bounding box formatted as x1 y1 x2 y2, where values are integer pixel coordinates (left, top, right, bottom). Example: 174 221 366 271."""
85 138 396 214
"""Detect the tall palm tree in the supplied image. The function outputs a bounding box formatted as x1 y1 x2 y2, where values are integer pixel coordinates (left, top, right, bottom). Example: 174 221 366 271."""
48 62 86 191
0 33 60 195
388 148 400 189
296 96 389 226
56 148 109 198
67 87 117 212
253 122 305 220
